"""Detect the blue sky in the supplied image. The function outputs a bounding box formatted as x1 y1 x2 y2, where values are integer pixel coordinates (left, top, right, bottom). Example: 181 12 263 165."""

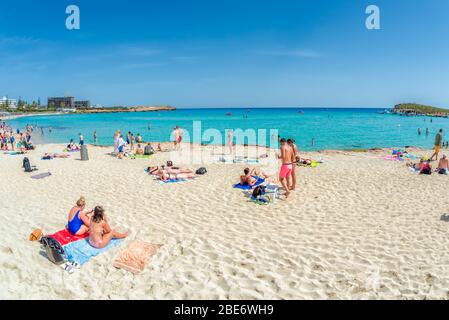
1 0 448 108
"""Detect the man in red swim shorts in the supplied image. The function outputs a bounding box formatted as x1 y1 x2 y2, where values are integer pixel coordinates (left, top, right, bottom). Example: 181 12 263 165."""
278 138 295 199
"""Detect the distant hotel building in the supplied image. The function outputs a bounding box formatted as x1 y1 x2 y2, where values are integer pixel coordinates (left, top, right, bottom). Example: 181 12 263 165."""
48 96 75 109
74 100 91 109
1 96 17 109
48 97 92 109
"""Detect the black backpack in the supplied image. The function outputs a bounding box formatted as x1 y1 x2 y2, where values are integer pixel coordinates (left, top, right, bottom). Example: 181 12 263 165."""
196 167 207 175
40 236 66 265
252 186 266 198
23 157 33 173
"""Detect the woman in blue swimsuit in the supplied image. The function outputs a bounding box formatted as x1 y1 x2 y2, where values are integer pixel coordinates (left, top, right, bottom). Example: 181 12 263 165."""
68 197 93 235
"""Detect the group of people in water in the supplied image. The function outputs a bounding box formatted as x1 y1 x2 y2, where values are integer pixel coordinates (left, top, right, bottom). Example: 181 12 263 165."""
67 197 128 249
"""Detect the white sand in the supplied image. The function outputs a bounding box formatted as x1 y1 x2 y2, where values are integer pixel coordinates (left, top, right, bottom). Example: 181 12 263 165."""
1 144 449 300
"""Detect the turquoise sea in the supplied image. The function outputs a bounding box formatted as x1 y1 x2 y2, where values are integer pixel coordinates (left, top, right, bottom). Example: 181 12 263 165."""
6 108 449 151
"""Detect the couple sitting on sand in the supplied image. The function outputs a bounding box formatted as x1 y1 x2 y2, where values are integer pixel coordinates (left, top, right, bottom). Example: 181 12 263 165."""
67 197 128 249
135 142 157 156
147 165 196 181
239 168 270 187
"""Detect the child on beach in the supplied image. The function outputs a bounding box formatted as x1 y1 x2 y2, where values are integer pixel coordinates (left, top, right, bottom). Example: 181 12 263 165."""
88 206 128 249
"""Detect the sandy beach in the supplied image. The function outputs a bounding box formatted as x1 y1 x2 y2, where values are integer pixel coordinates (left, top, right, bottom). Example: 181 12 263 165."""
1 143 449 300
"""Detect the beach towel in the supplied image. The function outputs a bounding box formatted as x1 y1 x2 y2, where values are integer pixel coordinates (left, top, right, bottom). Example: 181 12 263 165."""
48 229 89 246
31 172 52 180
5 151 23 156
63 238 122 266
384 156 403 161
158 178 189 184
113 240 161 274
131 154 153 159
233 176 265 190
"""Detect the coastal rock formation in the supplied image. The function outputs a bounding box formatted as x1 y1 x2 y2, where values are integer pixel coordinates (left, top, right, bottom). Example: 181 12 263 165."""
76 106 176 114
392 103 449 117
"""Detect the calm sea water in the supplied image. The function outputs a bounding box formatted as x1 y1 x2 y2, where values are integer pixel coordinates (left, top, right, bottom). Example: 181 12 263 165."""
6 108 449 151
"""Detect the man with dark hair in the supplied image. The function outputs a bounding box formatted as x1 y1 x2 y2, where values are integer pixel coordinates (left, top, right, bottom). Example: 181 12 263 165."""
287 139 300 191
278 138 295 199
430 129 443 161
239 168 257 186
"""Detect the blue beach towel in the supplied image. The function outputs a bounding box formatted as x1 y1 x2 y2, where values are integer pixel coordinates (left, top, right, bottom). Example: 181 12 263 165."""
233 176 265 190
158 178 189 184
63 238 122 265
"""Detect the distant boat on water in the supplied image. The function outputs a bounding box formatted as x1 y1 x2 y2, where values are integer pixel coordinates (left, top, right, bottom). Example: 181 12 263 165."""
225 112 233 116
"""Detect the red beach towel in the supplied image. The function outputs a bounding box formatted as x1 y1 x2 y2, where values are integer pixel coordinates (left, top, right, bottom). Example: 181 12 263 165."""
48 229 89 246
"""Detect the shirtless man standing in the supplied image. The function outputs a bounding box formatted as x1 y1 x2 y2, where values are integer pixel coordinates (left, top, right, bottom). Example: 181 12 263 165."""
288 139 300 191
278 138 295 198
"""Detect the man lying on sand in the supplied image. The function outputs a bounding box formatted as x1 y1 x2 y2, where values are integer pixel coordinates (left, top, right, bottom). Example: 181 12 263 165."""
240 168 258 186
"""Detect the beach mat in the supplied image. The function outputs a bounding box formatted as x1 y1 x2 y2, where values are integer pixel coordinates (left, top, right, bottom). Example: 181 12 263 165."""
48 229 89 246
131 154 153 159
31 172 52 180
233 176 265 190
113 240 161 274
63 238 122 266
158 178 189 184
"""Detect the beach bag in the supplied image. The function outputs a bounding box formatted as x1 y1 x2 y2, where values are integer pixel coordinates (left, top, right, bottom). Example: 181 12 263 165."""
420 164 432 175
23 157 33 173
40 236 66 265
252 186 266 198
196 167 207 175
29 229 43 241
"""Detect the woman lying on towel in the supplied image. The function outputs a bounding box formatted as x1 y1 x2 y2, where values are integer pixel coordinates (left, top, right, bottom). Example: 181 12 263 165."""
157 170 196 182
68 197 93 236
43 153 70 159
147 165 193 175
89 206 128 249
240 168 258 186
